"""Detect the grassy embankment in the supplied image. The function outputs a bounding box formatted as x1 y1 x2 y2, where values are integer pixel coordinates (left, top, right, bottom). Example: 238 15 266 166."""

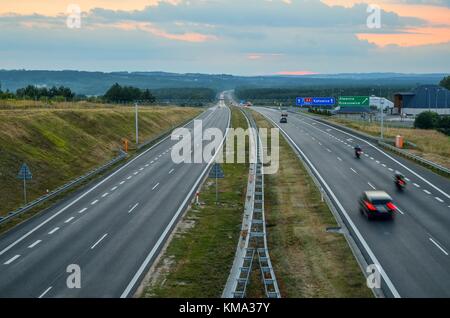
140 107 248 298
328 117 450 169
250 111 373 298
0 105 201 218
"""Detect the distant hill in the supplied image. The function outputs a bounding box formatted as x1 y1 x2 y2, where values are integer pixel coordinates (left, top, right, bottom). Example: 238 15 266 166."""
0 70 446 96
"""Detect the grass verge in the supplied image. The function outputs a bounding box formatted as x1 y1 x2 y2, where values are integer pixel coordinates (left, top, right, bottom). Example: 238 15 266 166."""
327 117 450 169
140 107 248 298
251 111 373 298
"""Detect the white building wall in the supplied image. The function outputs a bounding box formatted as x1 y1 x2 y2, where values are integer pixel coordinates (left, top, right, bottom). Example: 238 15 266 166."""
369 96 394 110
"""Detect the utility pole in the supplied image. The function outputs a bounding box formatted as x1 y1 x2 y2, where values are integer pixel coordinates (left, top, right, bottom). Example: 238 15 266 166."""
135 102 139 145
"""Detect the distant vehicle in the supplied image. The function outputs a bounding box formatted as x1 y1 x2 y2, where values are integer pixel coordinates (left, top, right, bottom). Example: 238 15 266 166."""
280 117 288 124
359 191 397 220
281 113 288 117
354 145 363 159
245 102 253 107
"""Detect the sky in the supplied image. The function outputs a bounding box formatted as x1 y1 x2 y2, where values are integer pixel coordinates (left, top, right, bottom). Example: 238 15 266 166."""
0 0 449 75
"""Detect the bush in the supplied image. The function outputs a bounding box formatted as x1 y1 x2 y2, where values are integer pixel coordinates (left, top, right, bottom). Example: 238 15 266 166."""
414 111 440 129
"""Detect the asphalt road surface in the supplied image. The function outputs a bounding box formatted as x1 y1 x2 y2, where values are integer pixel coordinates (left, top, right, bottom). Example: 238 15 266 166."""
257 107 450 298
0 103 230 298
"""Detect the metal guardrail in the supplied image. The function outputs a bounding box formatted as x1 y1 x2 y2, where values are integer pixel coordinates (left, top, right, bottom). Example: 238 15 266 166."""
0 150 128 226
378 141 450 176
294 111 450 177
222 108 280 299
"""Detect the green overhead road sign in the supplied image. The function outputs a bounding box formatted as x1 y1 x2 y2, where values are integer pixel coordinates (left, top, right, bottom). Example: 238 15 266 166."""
339 96 370 107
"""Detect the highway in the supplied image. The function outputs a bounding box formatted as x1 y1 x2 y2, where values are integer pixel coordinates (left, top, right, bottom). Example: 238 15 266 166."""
0 103 230 298
256 107 450 298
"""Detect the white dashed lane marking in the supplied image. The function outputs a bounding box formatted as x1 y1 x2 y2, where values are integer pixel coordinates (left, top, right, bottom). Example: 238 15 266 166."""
424 190 432 195
152 183 160 191
91 234 108 250
28 240 42 249
28 240 42 248
64 217 75 224
48 227 60 235
78 208 88 214
429 238 449 256
91 200 99 205
38 287 52 299
128 203 139 214
436 197 444 203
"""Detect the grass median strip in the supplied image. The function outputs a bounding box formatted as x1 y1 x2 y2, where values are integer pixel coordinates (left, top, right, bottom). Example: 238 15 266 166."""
251 111 372 298
140 107 248 298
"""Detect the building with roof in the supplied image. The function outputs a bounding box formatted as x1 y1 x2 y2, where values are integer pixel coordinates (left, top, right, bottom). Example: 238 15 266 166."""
394 85 450 116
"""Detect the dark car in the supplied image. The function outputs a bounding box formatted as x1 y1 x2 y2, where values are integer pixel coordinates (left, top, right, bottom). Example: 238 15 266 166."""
280 117 287 123
281 113 288 117
359 191 397 220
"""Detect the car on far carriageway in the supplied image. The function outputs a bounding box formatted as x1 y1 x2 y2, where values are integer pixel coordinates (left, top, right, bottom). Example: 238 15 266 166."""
280 117 287 124
359 191 397 220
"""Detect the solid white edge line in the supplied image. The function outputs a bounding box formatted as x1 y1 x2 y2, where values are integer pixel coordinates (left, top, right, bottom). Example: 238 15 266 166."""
120 106 231 298
429 238 449 256
0 109 210 257
38 286 52 298
259 109 401 298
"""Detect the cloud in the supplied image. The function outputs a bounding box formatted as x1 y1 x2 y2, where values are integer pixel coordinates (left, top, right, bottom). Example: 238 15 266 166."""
0 0 448 74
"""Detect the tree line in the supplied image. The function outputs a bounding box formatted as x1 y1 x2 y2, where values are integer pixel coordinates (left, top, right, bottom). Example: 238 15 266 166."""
0 84 75 101
103 83 155 103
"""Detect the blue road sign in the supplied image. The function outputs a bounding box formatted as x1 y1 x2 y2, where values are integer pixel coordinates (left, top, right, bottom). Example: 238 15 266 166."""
209 163 224 179
296 97 335 107
17 163 32 180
